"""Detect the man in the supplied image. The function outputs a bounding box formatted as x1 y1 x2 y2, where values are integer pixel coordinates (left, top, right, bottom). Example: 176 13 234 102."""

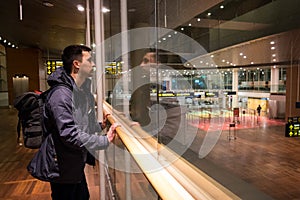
33 45 118 199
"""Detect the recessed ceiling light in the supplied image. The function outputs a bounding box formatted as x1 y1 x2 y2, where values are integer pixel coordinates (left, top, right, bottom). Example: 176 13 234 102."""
128 8 136 12
102 7 110 13
272 54 276 57
207 12 212 16
197 18 201 22
271 46 275 50
270 41 275 45
188 23 192 26
77 4 85 12
42 1 54 7
220 5 224 9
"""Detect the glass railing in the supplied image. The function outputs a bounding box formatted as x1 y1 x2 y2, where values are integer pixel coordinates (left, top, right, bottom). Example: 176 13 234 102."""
100 102 241 200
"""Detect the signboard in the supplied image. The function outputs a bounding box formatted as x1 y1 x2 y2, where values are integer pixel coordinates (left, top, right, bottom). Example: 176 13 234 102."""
46 60 62 75
105 62 122 75
286 117 300 137
233 108 239 117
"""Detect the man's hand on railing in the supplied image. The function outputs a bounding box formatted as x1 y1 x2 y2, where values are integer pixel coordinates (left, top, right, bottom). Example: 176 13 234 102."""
107 123 120 142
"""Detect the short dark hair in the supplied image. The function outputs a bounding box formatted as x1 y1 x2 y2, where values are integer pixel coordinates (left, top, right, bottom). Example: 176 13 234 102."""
62 45 91 74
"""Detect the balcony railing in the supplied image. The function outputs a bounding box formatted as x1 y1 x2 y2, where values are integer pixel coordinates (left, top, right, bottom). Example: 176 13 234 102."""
101 102 241 200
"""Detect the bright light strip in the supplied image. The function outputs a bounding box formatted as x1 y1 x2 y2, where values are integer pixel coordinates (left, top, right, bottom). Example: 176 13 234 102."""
102 7 110 13
77 4 85 12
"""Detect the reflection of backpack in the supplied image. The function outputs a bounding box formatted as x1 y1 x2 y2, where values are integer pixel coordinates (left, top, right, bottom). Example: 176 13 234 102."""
13 85 67 149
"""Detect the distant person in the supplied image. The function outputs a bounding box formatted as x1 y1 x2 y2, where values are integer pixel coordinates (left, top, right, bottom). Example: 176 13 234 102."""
28 45 119 200
257 105 262 116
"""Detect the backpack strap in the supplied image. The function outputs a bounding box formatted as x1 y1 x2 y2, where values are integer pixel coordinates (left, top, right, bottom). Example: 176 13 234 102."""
17 117 21 145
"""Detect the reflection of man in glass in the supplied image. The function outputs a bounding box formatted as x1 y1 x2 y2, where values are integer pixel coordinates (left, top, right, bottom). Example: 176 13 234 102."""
129 51 156 127
130 50 184 146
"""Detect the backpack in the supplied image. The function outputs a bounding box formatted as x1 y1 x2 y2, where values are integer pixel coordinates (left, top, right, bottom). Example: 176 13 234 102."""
13 85 66 149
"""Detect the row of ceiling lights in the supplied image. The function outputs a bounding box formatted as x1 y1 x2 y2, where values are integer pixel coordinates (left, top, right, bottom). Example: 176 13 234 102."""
185 40 278 69
179 4 225 30
0 36 18 49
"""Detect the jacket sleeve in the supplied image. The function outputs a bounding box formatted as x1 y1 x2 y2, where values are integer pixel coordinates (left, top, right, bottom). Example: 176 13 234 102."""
47 87 109 151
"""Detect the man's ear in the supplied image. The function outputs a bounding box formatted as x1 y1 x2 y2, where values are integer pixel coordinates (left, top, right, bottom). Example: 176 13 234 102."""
73 60 81 69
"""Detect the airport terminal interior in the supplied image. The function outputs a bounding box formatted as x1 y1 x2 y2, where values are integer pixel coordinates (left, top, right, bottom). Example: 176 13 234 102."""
1 0 300 199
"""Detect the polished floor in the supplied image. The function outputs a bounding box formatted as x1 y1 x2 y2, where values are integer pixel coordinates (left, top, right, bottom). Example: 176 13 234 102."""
1 107 300 199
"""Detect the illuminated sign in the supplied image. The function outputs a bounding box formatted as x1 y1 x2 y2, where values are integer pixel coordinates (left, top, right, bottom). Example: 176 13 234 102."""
286 117 300 137
105 62 122 75
46 60 62 75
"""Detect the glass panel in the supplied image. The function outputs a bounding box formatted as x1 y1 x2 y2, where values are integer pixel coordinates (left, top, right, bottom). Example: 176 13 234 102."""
95 0 300 199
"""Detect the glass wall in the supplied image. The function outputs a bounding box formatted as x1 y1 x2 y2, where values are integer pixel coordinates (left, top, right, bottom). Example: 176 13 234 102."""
91 0 300 199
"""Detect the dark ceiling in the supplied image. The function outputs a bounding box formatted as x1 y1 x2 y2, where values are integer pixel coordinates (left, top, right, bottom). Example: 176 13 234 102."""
0 0 299 66
0 0 87 58
0 0 221 59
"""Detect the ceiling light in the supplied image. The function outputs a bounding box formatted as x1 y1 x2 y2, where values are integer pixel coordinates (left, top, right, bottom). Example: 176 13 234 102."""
181 27 184 31
77 4 85 12
207 12 212 16
197 18 201 22
272 54 276 57
42 1 54 7
102 7 110 13
239 53 243 56
188 23 192 26
270 41 275 45
271 46 275 50
220 5 224 9
243 56 247 59
128 8 136 12
174 31 177 34
251 62 254 64
210 55 214 58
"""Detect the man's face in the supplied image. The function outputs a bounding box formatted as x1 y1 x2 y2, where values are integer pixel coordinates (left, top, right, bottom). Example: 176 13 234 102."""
78 51 95 78
140 52 156 67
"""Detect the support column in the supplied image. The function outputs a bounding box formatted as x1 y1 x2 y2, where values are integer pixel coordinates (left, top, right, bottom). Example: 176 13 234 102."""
232 69 239 108
271 67 279 93
94 0 106 199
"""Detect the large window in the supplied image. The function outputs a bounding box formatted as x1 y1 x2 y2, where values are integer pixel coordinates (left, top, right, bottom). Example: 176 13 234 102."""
90 0 300 199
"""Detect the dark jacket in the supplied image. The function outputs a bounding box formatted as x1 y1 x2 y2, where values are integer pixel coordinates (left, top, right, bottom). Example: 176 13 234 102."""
29 67 109 183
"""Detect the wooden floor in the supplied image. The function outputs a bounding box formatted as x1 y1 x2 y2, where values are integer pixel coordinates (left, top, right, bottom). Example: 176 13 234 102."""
1 107 300 199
